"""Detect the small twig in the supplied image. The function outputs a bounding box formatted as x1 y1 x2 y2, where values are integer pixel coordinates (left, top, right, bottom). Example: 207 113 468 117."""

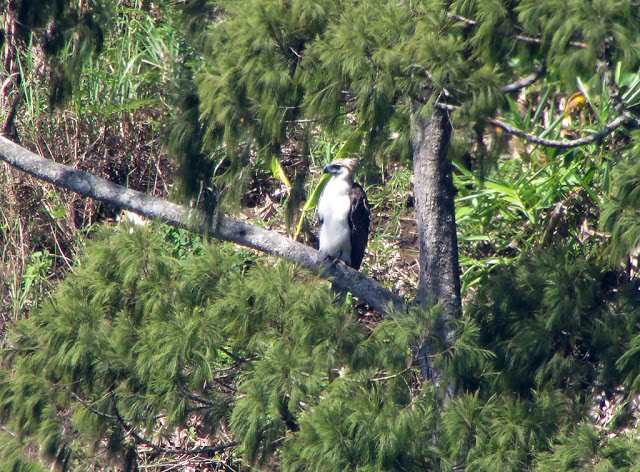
370 367 411 382
78 124 107 163
286 111 349 124
289 47 302 59
489 113 630 148
447 12 588 49
509 33 542 45
212 378 238 393
154 158 170 195
2 94 20 137
448 13 477 27
72 387 238 456
217 346 246 363
500 64 545 93
435 102 456 112
112 401 237 456
288 119 320 123
66 388 118 420
179 386 216 406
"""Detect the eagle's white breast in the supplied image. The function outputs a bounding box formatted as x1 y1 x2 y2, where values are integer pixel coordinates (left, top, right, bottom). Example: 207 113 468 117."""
318 175 353 265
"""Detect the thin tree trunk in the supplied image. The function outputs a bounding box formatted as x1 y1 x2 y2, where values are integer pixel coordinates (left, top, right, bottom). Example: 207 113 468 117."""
2 0 23 139
411 105 462 385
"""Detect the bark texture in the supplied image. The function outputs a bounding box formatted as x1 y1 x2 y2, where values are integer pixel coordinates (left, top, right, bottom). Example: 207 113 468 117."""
0 136 404 315
411 106 462 381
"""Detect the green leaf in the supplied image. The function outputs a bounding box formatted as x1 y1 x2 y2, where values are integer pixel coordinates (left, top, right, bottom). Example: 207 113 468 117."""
293 173 330 240
270 156 292 190
577 76 602 122
333 125 366 161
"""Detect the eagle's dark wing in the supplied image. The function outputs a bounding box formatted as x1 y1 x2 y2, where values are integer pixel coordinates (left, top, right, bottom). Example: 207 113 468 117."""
348 182 370 270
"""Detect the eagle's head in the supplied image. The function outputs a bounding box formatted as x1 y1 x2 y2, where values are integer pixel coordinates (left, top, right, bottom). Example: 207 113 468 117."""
323 158 358 177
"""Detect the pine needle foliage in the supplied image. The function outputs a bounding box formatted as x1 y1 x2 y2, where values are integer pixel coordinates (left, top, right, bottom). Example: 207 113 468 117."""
179 0 640 216
601 152 640 266
469 246 640 400
534 424 640 471
0 225 441 470
1 229 640 470
0 432 47 472
0 225 247 468
6 1 640 470
0 224 495 470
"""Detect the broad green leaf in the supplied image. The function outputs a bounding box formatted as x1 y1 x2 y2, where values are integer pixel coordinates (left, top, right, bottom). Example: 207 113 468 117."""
458 235 491 242
531 87 552 126
293 173 331 240
270 156 291 190
577 76 602 122
623 74 640 107
333 126 365 161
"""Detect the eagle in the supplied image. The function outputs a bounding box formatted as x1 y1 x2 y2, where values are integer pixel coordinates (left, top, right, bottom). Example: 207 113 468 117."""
317 158 370 270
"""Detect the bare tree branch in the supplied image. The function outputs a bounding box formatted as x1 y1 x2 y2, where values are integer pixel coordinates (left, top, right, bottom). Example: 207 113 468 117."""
433 65 544 113
66 386 237 458
448 13 587 49
509 34 589 49
65 388 118 420
489 114 631 148
111 401 237 456
600 59 640 129
500 64 545 93
0 136 405 314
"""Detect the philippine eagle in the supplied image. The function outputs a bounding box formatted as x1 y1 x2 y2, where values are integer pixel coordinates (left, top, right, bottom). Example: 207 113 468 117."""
317 158 370 270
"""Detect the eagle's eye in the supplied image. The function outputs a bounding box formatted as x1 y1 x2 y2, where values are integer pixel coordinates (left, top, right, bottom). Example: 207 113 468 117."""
323 163 342 174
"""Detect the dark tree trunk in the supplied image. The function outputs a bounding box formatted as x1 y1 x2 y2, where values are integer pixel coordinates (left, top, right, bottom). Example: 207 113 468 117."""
411 105 462 385
2 1 23 138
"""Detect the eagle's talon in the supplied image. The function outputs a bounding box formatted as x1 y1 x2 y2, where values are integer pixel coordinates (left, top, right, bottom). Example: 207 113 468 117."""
317 251 339 266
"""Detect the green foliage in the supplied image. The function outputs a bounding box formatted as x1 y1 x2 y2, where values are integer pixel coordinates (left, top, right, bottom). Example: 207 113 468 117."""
8 224 638 471
198 0 332 147
0 226 474 470
454 148 604 291
367 168 413 237
161 225 206 260
468 246 640 399
0 432 47 472
69 2 189 117
534 425 640 471
5 0 640 471
600 153 640 265
11 0 114 106
278 308 439 471
1 194 639 471
283 377 439 471
451 65 637 292
7 249 53 321
441 390 572 471
518 0 640 78
0 226 401 468
0 226 241 467
182 0 640 222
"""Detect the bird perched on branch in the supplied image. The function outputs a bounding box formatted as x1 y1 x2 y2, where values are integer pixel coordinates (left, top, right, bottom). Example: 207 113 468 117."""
317 158 370 270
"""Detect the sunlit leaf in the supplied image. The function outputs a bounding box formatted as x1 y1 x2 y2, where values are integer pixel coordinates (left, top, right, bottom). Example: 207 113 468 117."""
270 156 292 191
